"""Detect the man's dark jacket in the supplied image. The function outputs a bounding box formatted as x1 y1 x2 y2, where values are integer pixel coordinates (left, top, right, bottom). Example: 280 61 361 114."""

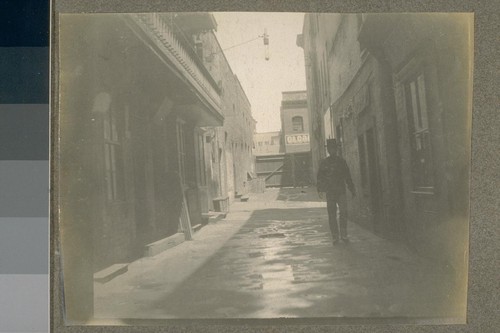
317 155 355 198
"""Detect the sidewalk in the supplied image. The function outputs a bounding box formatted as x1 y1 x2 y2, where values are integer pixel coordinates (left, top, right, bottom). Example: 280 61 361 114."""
93 187 464 322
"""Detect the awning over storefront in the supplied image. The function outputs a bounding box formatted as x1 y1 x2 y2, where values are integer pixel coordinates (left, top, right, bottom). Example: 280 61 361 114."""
176 101 224 127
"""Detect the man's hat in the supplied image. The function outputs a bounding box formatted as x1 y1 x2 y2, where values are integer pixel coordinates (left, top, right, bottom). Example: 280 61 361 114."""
326 138 338 147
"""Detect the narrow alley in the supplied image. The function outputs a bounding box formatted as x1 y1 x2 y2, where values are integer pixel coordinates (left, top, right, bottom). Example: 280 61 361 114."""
93 187 462 322
57 13 470 324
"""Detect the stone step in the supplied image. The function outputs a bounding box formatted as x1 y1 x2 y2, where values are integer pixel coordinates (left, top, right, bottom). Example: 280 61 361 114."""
94 263 128 283
212 196 229 212
202 212 227 224
144 232 185 257
192 223 203 232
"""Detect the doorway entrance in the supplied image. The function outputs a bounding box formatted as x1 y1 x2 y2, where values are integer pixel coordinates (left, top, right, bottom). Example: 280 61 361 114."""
357 117 384 231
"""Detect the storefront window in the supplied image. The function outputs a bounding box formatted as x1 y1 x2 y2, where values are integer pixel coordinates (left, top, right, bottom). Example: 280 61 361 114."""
103 102 125 201
405 73 434 188
358 133 367 189
176 120 187 186
197 132 206 186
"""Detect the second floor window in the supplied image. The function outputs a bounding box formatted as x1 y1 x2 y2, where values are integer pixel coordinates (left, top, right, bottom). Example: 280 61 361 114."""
292 116 304 132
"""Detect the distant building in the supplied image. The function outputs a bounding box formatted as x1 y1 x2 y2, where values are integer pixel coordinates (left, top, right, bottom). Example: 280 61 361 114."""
253 91 312 187
281 91 310 154
253 131 282 156
280 91 312 187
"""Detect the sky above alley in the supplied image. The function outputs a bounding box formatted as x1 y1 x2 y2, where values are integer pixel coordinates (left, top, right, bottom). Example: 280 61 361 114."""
212 12 307 133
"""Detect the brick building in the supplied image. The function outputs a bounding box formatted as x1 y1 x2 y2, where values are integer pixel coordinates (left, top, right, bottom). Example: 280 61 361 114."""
299 13 471 271
57 13 254 321
199 30 256 201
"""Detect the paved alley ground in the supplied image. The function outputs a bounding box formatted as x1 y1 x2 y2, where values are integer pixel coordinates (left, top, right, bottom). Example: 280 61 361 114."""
93 187 464 323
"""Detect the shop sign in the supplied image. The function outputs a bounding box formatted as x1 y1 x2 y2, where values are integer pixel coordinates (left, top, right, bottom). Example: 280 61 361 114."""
285 134 310 145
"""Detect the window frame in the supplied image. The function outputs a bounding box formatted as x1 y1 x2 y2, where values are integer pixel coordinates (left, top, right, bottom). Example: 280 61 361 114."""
358 133 368 190
176 118 187 187
403 70 435 190
103 100 125 202
291 116 304 132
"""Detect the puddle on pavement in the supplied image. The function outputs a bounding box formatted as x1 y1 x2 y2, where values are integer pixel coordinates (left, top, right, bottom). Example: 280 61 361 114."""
260 265 294 290
259 233 286 238
248 252 264 258
247 273 263 279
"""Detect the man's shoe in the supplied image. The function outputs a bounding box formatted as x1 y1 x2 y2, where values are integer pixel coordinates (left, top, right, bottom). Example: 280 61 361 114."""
341 237 350 243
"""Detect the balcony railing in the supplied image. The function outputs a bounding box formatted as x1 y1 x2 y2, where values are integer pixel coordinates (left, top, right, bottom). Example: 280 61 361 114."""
127 13 222 114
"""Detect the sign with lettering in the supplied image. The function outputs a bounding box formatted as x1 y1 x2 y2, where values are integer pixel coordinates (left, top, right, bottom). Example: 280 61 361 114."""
285 134 310 145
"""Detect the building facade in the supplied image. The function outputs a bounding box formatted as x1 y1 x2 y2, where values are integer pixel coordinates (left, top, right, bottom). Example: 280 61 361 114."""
253 91 312 187
280 90 312 186
252 131 284 187
358 13 471 269
253 131 282 156
300 14 404 238
300 13 471 271
297 14 343 183
281 90 311 154
58 13 255 321
199 30 256 200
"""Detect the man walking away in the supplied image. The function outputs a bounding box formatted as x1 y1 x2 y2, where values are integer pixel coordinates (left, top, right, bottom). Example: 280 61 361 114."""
317 139 356 244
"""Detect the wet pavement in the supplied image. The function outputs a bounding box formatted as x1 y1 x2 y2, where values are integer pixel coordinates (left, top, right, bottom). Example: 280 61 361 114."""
94 187 464 322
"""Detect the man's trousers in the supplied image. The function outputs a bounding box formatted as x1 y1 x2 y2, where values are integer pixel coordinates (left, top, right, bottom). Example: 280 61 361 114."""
326 193 348 240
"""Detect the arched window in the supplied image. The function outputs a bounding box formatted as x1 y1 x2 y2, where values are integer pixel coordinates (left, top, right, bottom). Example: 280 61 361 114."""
292 116 304 132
